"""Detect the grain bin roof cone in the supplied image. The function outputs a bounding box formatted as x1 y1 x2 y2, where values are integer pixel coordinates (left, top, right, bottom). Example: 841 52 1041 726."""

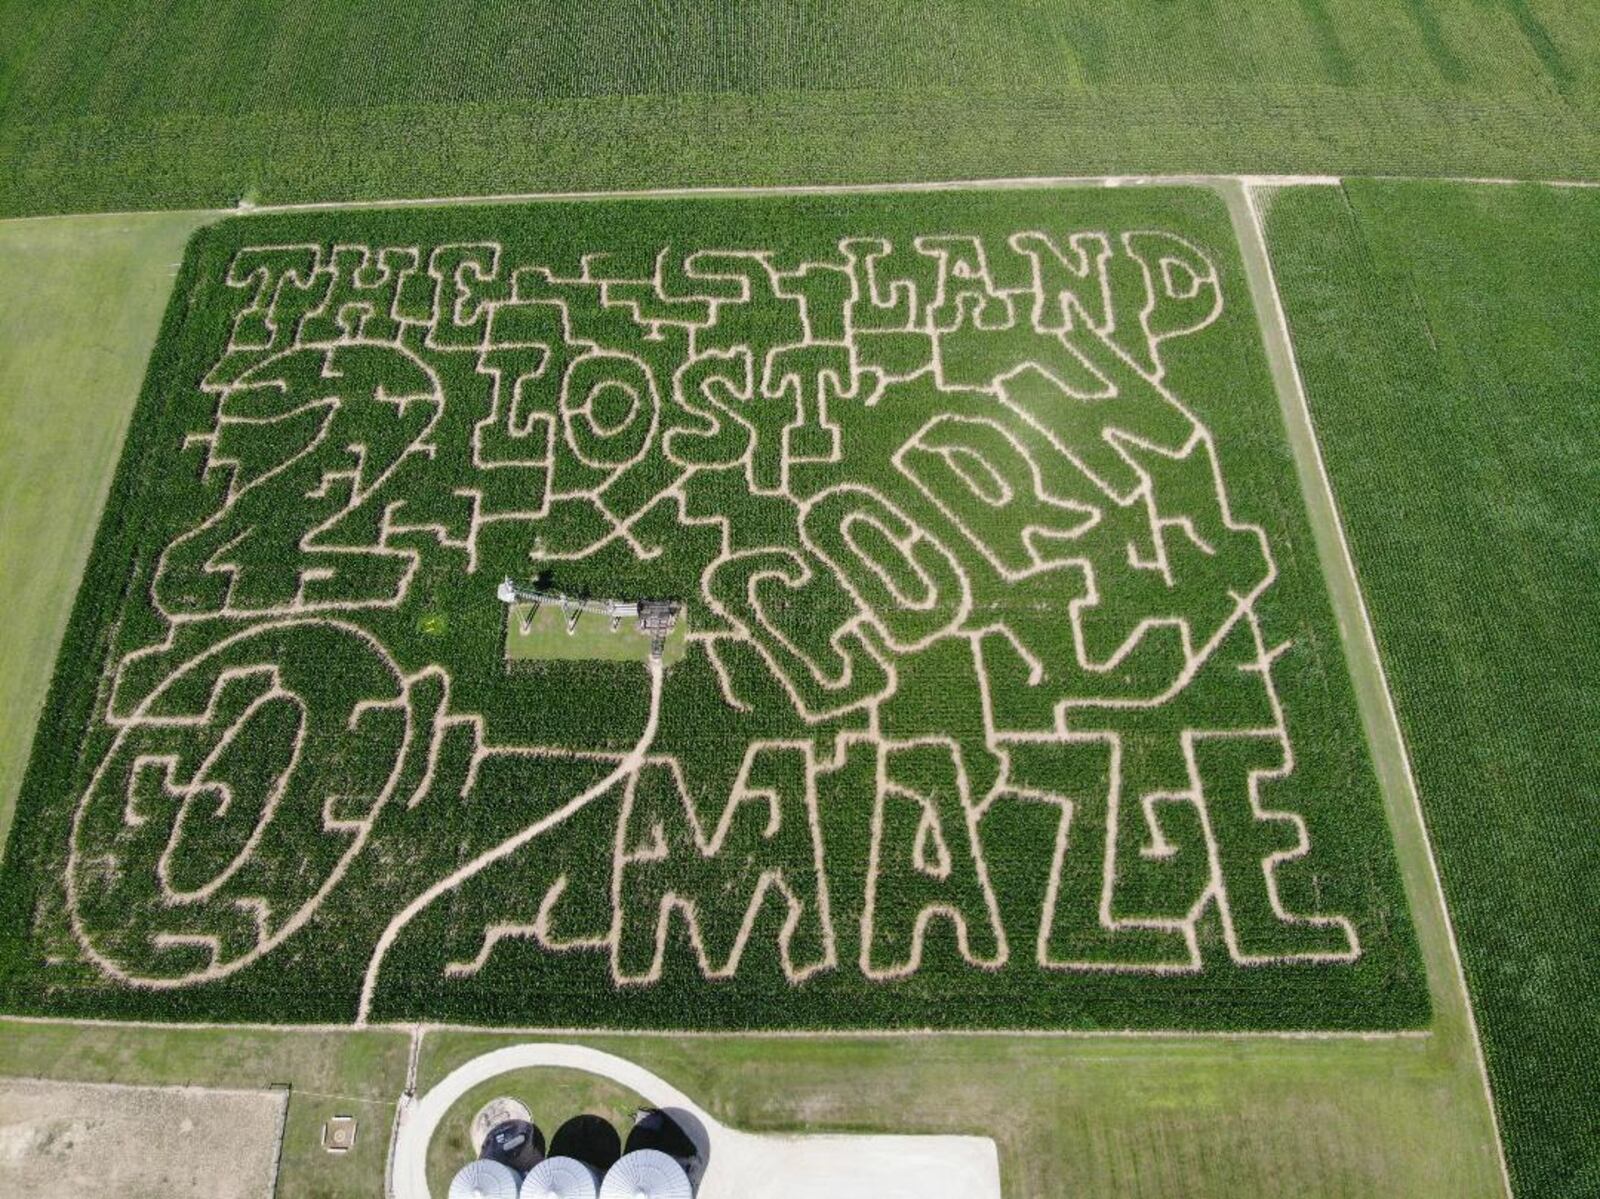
483 1119 546 1174
520 1155 602 1199
450 1158 522 1199
599 1149 693 1199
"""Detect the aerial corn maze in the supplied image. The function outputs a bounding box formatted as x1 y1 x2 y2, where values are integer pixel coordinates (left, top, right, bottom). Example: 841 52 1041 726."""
0 187 1424 1029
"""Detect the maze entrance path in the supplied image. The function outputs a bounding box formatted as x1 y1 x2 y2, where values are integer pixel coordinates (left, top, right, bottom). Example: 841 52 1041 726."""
0 186 1426 1032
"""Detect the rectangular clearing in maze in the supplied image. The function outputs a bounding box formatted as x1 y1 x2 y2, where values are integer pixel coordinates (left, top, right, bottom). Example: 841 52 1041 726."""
0 186 1427 1029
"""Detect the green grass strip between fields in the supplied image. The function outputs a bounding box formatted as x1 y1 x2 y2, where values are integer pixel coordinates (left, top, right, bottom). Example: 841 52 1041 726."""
0 211 211 854
505 602 687 668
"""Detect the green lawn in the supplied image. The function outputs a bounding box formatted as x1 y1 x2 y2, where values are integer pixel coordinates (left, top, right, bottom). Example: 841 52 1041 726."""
1266 180 1600 1198
0 211 209 854
0 1010 1508 1198
1 1 1596 217
506 601 688 667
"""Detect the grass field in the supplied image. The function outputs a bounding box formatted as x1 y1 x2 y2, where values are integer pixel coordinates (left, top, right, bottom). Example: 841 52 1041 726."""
0 2 1596 218
0 1017 410 1198
0 211 210 856
0 184 1427 1032
0 1010 1508 1199
415 1027 1505 1198
505 601 688 668
1266 179 1599 1198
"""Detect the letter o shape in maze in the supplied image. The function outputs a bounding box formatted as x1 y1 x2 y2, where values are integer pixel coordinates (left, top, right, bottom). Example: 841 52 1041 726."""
66 620 414 988
560 352 659 467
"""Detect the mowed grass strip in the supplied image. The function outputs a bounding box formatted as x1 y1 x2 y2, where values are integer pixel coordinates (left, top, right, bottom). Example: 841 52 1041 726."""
0 211 209 854
1266 179 1600 1198
505 602 687 668
1 1 1597 217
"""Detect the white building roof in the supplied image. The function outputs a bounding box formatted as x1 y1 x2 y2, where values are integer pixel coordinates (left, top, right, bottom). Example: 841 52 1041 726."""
520 1155 601 1199
450 1158 521 1199
599 1149 692 1199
